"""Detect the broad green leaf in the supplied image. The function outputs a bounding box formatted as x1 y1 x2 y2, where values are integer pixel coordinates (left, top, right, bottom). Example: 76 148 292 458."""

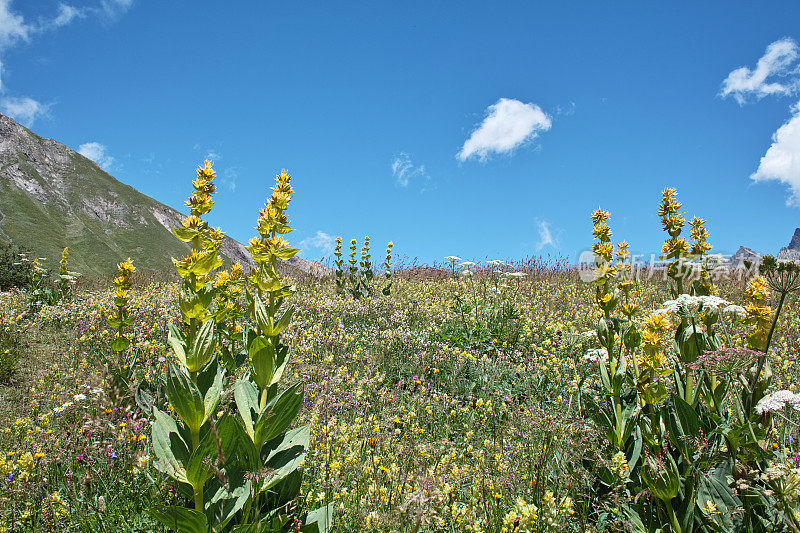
273 247 300 260
271 344 290 386
271 305 295 337
197 358 224 424
167 361 205 432
249 336 275 390
173 227 199 242
642 453 680 502
598 359 612 394
179 282 213 319
207 469 252 530
110 336 130 352
168 322 187 366
697 468 739 531
271 223 294 235
152 408 189 484
252 293 271 334
235 379 259 441
149 505 208 533
260 425 310 491
187 319 217 373
172 257 191 279
254 383 304 446
191 250 223 277
667 395 700 458
302 505 333 533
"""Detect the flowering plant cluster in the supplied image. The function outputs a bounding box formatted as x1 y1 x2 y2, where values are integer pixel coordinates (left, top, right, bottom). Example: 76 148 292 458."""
333 235 393 299
149 162 329 532
583 188 800 531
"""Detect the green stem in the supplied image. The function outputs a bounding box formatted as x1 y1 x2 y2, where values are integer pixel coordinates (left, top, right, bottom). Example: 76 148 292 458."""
191 427 202 512
747 291 786 417
764 291 786 356
664 499 682 533
260 387 268 412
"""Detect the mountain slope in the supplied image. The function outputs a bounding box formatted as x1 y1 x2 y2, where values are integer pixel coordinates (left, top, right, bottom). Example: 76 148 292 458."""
0 113 254 278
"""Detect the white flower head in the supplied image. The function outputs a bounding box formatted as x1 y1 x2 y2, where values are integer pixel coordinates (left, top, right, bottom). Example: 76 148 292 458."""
755 390 800 415
584 348 608 363
444 256 462 264
486 259 505 267
461 269 474 277
460 261 475 268
723 305 747 321
659 294 732 316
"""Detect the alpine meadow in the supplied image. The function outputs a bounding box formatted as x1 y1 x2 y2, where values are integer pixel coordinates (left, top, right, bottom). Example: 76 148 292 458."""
3 2 800 532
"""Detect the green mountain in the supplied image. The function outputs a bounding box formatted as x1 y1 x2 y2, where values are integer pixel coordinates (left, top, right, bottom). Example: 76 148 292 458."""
0 113 256 278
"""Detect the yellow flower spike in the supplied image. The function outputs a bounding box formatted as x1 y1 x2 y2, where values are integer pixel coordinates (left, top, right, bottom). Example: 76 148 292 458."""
591 207 610 224
197 160 216 181
592 223 612 241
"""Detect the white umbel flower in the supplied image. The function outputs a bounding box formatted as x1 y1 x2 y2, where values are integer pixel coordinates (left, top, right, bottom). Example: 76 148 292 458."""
755 390 800 415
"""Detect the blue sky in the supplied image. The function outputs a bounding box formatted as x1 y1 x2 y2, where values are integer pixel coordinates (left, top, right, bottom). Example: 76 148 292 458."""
3 1 800 266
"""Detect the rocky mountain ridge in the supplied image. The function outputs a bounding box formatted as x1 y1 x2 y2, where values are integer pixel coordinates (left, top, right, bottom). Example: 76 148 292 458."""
0 113 327 278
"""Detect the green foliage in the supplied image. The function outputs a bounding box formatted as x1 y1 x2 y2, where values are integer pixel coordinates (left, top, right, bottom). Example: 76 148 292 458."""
0 240 31 291
0 315 23 382
440 259 525 356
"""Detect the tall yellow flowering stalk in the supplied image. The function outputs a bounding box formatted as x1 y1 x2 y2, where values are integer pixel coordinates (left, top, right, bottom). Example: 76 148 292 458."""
333 236 345 295
658 188 716 296
243 169 300 408
590 208 618 318
237 169 329 529
744 275 772 352
213 261 245 370
153 161 229 521
57 246 79 301
382 241 394 296
587 207 642 451
689 216 713 294
108 258 135 353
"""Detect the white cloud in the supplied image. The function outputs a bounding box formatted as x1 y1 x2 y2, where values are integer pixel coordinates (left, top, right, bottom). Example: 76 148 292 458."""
0 1 86 120
49 4 85 29
0 0 30 52
78 141 115 170
100 0 133 19
391 152 427 187
0 1 128 124
0 95 47 126
299 231 335 258
222 167 237 191
751 101 800 205
721 38 800 104
457 98 552 161
535 220 555 251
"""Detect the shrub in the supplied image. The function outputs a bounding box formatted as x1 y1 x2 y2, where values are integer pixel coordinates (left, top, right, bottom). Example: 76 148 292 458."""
0 241 31 291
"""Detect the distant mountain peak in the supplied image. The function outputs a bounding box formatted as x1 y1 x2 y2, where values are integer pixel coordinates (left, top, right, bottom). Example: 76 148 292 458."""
777 228 800 263
788 228 800 251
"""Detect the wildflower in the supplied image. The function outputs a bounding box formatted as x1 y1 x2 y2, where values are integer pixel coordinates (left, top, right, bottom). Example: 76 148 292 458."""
755 390 800 415
701 499 720 516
